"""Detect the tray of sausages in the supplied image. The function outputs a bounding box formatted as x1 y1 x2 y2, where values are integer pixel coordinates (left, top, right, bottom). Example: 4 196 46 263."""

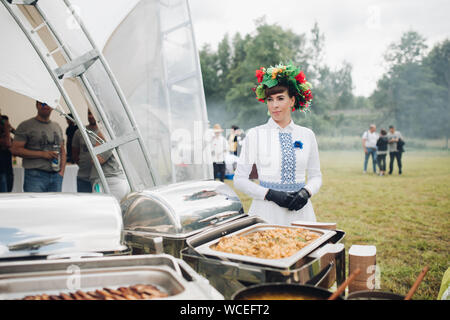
22 284 168 300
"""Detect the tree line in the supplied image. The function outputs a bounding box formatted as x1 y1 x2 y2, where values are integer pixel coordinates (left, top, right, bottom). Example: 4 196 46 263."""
199 18 449 146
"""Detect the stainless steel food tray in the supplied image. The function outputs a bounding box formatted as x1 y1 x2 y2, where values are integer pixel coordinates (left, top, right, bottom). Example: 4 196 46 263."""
194 224 336 269
0 254 223 300
0 266 182 300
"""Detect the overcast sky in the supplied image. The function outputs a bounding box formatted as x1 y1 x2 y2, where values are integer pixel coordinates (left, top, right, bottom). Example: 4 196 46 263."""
189 0 450 97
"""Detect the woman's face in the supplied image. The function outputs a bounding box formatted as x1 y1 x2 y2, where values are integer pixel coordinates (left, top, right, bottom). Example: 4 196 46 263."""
267 89 295 127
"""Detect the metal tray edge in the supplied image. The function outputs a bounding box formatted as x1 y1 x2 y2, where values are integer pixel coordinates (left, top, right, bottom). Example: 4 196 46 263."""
194 224 336 269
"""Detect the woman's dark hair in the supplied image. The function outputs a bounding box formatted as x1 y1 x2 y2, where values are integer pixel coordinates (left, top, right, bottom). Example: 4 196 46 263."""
266 84 291 98
265 77 306 106
380 129 387 135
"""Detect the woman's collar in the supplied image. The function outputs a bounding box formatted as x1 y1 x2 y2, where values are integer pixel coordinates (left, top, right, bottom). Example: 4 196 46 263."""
267 117 295 132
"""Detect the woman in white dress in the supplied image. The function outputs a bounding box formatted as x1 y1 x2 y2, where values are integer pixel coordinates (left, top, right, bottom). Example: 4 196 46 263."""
233 64 322 225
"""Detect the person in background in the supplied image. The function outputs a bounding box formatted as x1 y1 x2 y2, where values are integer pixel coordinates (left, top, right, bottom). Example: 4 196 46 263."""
234 63 321 224
234 127 245 157
211 123 228 182
228 125 237 156
10 101 66 192
65 113 78 164
362 124 378 174
376 129 388 176
0 114 13 192
72 110 97 193
72 110 130 201
387 125 404 175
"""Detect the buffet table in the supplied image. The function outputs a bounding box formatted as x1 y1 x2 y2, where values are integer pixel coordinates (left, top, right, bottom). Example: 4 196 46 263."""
11 164 79 192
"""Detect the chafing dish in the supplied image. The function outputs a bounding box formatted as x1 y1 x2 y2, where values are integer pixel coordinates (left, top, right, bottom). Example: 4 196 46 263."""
0 254 223 300
195 224 336 269
181 216 346 299
121 180 244 258
0 193 129 261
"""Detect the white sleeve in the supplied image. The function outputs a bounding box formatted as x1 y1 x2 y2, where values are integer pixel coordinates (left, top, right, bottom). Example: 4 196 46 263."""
304 130 322 197
233 129 268 200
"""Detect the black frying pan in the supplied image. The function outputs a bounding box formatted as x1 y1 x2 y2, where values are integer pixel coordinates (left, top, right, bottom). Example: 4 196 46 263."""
346 290 405 300
231 283 344 300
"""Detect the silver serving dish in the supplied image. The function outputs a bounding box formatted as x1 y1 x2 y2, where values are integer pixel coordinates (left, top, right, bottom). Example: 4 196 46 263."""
194 224 336 269
0 254 223 300
121 180 244 257
0 193 128 260
181 216 346 299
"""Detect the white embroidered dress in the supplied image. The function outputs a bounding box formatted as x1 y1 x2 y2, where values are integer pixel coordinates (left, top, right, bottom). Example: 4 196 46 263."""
233 118 322 225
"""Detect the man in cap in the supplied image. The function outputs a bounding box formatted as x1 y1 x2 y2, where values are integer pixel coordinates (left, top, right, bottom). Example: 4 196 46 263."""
362 124 378 174
10 101 66 192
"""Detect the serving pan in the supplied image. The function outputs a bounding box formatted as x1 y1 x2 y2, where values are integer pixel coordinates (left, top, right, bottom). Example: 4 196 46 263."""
194 223 336 269
346 290 405 300
232 283 344 300
0 266 182 300
0 254 223 300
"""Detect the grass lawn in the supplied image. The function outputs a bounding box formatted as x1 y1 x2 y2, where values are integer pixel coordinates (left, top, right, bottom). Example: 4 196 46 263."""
225 150 450 300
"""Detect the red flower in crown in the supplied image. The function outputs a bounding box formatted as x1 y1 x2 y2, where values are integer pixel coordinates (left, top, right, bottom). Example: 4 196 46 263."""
255 67 265 83
295 71 307 84
303 89 313 100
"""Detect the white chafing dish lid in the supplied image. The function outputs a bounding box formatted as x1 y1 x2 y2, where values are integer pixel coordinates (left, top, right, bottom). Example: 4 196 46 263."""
0 193 128 259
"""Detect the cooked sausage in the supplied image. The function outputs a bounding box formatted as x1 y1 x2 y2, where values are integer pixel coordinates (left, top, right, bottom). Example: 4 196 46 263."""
59 293 74 300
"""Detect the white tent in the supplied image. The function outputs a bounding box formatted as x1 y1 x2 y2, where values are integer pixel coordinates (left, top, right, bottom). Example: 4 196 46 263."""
0 0 212 189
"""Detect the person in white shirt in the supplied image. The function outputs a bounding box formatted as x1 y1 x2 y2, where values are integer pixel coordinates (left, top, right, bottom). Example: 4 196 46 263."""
233 64 321 224
211 123 228 182
362 124 379 174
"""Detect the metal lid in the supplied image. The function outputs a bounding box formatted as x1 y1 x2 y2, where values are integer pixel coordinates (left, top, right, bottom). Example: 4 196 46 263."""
0 193 128 260
121 180 244 238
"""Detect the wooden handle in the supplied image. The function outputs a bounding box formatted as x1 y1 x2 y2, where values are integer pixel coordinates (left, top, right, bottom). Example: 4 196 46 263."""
328 268 361 300
404 266 429 300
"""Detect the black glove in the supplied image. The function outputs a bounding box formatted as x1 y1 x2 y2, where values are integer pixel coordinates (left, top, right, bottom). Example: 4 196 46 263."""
288 188 311 211
265 189 295 209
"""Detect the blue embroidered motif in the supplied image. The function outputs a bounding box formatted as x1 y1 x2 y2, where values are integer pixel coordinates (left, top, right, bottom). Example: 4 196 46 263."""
260 180 305 192
279 132 296 184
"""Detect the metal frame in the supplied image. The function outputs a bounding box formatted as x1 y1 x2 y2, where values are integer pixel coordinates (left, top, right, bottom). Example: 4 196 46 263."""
62 0 159 187
1 0 110 193
2 0 162 193
157 0 213 182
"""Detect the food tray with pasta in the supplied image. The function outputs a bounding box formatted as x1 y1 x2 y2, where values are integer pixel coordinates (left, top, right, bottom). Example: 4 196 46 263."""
194 224 336 269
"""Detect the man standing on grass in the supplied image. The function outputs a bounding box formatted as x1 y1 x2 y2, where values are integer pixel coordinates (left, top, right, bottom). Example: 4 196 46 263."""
387 125 403 175
362 124 378 174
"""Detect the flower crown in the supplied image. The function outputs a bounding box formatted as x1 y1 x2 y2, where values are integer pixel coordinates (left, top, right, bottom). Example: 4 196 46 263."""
253 63 313 111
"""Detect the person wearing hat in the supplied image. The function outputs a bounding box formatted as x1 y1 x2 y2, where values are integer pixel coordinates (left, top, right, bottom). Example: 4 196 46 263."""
233 64 322 224
10 101 66 192
211 123 228 182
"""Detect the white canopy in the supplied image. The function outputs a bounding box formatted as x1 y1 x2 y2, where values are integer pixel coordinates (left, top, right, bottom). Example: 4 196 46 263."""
0 0 139 107
0 4 60 106
0 0 212 186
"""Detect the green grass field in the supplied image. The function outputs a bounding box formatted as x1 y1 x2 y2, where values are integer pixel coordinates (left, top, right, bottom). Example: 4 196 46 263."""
226 150 450 300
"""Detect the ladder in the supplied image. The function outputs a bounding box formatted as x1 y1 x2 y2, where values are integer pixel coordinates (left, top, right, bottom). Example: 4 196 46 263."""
2 0 159 193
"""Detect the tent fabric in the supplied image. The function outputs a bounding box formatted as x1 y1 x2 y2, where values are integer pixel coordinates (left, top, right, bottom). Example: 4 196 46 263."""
70 0 140 51
103 0 213 184
1 0 212 186
0 3 60 107
0 0 139 108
